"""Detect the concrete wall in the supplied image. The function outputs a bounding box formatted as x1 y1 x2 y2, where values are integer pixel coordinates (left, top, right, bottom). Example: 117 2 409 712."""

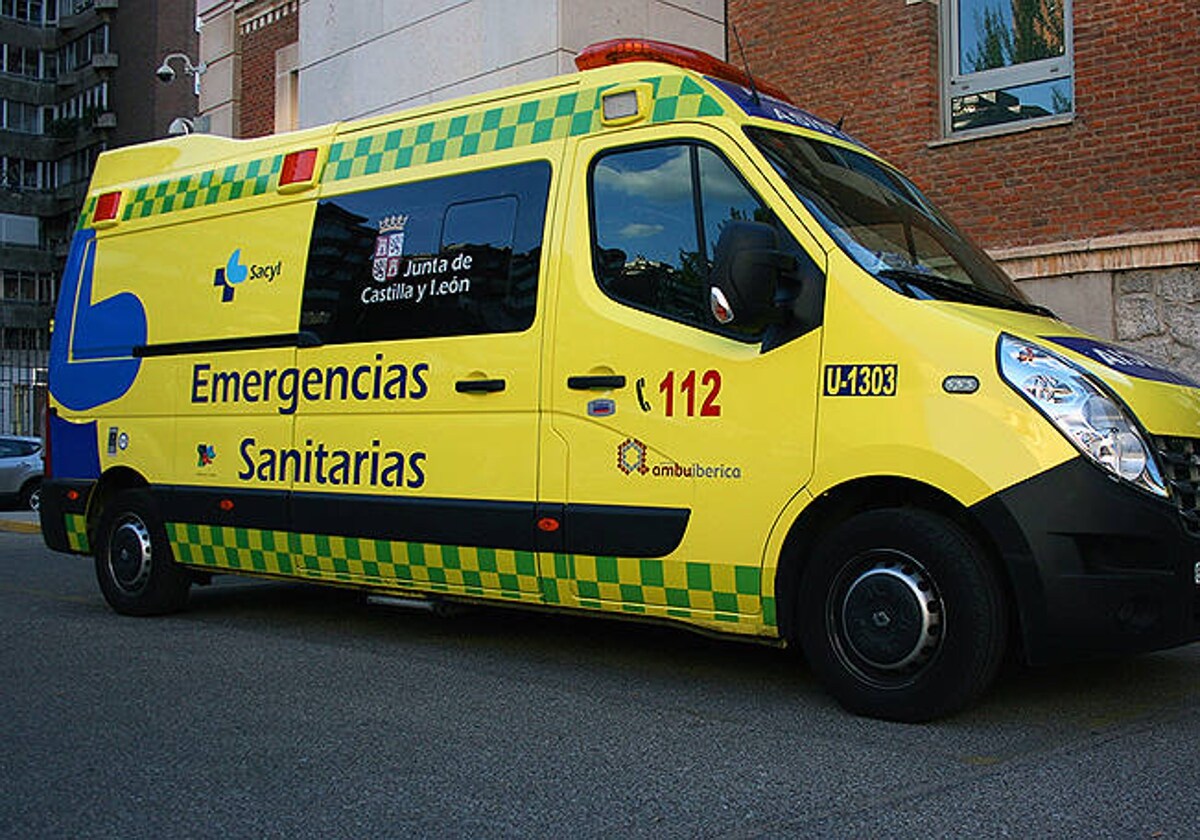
999 228 1200 379
297 0 724 126
198 0 238 136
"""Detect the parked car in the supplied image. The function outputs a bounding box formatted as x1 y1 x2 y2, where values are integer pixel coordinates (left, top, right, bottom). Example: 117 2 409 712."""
0 435 43 511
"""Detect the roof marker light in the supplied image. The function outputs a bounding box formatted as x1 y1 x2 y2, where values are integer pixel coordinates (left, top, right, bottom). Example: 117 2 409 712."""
575 38 792 103
602 89 640 122
94 191 122 224
599 83 652 126
279 148 319 192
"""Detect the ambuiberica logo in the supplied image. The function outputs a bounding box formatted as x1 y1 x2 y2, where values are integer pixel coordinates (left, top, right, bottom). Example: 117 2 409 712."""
214 248 282 302
616 438 649 475
615 437 743 481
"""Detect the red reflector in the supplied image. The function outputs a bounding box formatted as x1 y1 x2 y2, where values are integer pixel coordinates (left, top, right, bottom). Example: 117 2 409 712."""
537 517 560 533
574 38 792 103
66 489 80 502
280 149 318 185
219 499 234 512
94 191 122 222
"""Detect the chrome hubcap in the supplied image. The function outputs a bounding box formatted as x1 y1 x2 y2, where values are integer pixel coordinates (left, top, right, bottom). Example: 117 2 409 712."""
834 551 943 680
108 515 153 595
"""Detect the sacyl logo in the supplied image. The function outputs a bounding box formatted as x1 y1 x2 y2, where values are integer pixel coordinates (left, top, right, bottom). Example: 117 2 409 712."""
214 248 281 302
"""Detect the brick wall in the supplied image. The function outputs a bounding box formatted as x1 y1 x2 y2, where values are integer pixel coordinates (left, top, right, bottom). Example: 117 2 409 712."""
728 0 1200 251
237 1 298 138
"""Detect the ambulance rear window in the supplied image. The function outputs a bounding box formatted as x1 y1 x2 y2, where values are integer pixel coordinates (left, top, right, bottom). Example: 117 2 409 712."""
300 160 550 344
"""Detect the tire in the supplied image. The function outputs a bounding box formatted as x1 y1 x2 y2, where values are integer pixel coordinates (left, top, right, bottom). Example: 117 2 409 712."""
95 489 190 616
19 478 41 512
797 508 1007 723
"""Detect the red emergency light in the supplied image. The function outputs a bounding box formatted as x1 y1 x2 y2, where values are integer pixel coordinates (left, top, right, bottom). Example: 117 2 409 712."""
94 190 122 223
574 38 793 103
280 148 319 187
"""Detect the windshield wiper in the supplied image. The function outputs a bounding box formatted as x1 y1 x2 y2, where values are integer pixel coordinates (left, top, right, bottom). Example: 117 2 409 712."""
877 267 1054 317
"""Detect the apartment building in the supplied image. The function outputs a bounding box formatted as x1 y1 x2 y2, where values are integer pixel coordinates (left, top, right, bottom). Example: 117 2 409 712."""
0 0 197 434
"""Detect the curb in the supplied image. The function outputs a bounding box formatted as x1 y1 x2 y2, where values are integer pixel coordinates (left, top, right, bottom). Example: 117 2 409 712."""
0 519 41 534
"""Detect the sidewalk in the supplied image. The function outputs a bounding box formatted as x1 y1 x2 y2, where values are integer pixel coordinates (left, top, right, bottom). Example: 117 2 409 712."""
0 510 41 534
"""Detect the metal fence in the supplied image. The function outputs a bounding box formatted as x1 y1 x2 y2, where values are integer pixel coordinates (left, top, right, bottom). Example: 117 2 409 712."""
0 348 48 437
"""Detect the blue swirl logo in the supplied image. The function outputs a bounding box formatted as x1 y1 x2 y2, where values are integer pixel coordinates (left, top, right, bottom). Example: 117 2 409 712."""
49 229 146 412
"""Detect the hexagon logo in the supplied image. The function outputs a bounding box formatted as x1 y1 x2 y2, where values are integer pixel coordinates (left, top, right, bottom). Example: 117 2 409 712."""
616 437 649 475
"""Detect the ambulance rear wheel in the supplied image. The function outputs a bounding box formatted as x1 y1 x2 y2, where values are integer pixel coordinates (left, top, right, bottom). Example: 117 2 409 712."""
95 489 190 616
798 508 1007 723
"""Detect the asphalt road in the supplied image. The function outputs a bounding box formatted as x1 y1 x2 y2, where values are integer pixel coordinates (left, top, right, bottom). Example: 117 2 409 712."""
1 527 1198 839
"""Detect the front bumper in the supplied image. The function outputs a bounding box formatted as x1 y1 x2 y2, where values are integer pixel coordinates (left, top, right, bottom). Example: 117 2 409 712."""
972 457 1200 665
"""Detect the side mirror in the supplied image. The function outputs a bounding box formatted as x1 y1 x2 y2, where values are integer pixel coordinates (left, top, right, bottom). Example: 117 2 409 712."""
709 221 796 330
597 247 627 279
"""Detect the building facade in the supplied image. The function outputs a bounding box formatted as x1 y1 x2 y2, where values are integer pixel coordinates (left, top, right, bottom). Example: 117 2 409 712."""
728 0 1199 375
196 0 298 138
198 0 724 135
0 0 196 435
296 0 723 126
196 1 1196 381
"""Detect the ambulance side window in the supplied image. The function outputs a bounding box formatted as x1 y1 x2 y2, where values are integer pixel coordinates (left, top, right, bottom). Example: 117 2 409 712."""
300 160 550 344
590 142 772 341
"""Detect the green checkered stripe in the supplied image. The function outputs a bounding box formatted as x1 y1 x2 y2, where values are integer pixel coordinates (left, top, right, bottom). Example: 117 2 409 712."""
167 522 542 602
78 72 724 228
65 513 89 553
166 521 774 629
75 195 97 231
321 73 724 185
544 554 772 626
118 155 285 222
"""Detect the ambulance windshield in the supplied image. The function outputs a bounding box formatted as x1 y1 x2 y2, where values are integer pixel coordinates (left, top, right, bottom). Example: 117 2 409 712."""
746 127 1047 316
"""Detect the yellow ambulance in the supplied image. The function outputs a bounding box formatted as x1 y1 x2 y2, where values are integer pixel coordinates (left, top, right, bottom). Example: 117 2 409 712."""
41 38 1200 721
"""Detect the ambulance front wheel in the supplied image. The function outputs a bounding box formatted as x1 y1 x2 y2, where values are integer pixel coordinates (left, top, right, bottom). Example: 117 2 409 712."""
798 508 1007 723
95 489 191 616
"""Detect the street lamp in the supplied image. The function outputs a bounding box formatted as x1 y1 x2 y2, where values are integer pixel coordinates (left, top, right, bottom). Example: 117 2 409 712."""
155 52 206 97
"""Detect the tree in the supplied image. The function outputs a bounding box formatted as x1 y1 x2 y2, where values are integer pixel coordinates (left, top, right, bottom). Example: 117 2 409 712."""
966 0 1065 73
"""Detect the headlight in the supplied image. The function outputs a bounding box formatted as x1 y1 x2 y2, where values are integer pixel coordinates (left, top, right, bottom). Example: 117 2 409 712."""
998 334 1167 497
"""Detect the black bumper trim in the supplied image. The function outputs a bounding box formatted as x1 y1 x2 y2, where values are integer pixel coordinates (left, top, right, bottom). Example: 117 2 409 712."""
155 486 690 558
971 457 1200 664
39 478 94 554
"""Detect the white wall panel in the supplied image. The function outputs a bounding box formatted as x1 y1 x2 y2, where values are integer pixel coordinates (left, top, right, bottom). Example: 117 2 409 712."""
298 0 722 126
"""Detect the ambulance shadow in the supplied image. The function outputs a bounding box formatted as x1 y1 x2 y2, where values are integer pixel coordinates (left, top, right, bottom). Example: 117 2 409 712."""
975 650 1200 726
183 577 814 697
183 578 1199 724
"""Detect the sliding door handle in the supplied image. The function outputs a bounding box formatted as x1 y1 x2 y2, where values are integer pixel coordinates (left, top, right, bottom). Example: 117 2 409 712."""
568 375 626 390
455 378 506 394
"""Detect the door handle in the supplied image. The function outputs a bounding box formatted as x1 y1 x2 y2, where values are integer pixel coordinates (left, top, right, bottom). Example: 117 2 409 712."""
568 375 626 390
455 378 506 394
